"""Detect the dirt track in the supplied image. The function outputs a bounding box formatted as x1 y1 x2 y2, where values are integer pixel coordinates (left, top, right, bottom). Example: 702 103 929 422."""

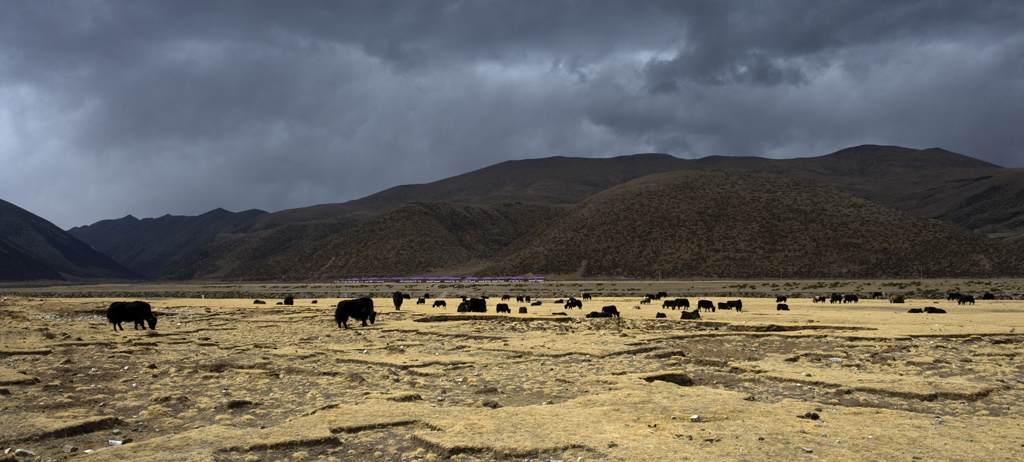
2 284 1024 461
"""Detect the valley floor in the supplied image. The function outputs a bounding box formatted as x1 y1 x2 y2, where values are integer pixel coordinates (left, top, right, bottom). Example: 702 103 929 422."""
2 282 1024 461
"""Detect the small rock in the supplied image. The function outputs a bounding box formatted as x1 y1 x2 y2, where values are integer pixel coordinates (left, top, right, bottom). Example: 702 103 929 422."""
63 445 79 453
0 389 10 396
227 399 258 409
480 399 502 409
802 447 813 453
474 386 499 394
607 442 618 448
690 415 700 422
111 429 122 435
14 448 36 457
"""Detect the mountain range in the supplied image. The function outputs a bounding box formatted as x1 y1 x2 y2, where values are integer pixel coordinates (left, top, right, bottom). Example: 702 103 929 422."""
4 144 1023 282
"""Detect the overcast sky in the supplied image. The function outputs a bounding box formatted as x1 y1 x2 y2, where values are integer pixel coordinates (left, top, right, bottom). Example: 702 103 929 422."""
2 1 1022 229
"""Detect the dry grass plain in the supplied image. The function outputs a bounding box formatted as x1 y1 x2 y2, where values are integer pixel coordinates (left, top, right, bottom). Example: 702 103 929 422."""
2 280 1024 461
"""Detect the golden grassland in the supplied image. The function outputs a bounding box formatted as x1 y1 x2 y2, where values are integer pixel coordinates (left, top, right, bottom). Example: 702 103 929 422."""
2 280 1024 461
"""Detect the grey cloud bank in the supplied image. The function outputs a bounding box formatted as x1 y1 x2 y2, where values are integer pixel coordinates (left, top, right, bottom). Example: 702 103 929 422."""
1 1 1021 229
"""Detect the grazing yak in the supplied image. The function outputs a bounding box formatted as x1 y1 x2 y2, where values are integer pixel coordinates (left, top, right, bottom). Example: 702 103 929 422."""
776 296 788 303
947 292 962 301
889 295 906 303
564 297 583 309
107 301 157 332
812 296 827 303
728 300 743 311
982 292 996 300
679 309 701 320
432 300 447 308
777 303 790 311
601 305 620 318
496 303 511 313
871 292 884 299
582 293 592 300
958 295 975 305
516 296 525 302
416 297 426 305
501 295 512 300
843 294 859 303
392 291 404 310
640 297 651 305
830 293 843 304
457 298 487 313
717 302 730 311
697 300 715 312
335 298 376 329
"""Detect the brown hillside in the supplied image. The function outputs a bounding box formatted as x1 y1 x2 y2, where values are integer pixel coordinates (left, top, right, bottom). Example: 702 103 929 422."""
189 202 568 281
164 216 360 280
484 170 1021 279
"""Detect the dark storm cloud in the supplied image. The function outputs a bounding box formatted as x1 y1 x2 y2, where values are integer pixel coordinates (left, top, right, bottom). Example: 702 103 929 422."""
0 1 1021 229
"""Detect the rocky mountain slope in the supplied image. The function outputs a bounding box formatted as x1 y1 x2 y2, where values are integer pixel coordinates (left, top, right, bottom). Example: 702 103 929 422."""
482 170 1016 279
0 199 140 282
68 208 266 278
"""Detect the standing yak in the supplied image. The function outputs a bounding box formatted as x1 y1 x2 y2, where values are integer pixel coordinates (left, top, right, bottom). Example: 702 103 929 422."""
392 291 404 310
335 298 377 329
107 301 158 332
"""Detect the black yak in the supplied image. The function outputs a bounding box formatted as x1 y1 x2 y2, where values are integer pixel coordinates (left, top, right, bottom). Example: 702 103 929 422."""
601 305 620 318
458 298 487 313
392 291 404 310
107 301 157 332
335 298 376 329
679 309 701 320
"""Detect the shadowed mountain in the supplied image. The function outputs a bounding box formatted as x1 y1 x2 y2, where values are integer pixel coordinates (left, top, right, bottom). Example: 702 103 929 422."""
0 199 141 282
68 208 267 278
233 153 689 233
168 202 568 281
482 170 1019 279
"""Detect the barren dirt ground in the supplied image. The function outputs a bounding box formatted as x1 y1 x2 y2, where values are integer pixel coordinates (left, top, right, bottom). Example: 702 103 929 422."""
3 280 1024 461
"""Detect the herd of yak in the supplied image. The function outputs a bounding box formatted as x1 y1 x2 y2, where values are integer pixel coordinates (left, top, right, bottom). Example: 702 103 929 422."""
105 290 997 332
